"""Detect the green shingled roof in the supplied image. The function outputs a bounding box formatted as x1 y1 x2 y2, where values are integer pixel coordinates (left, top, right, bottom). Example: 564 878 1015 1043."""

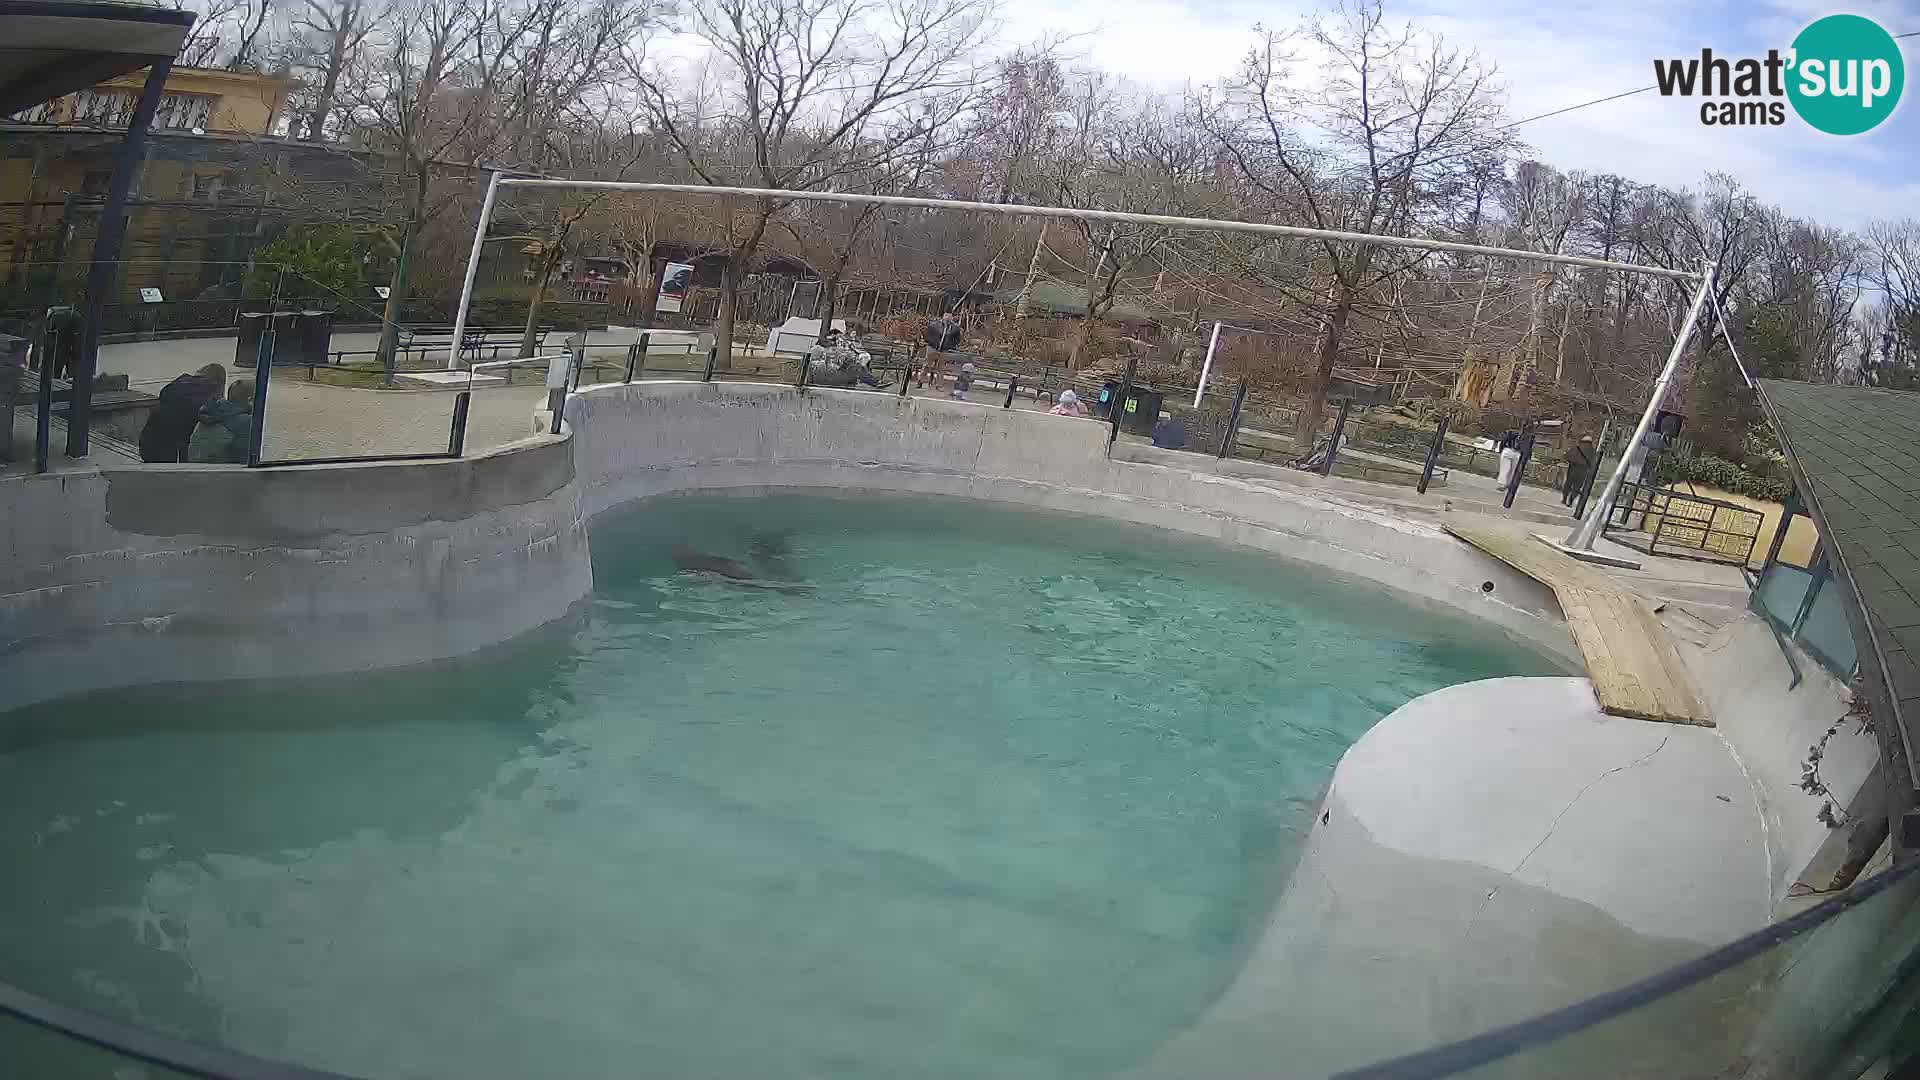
1758 380 1920 766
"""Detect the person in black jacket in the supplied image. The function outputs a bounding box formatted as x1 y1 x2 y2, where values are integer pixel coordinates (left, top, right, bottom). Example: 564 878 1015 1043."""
919 315 962 390
1563 435 1596 506
139 364 226 462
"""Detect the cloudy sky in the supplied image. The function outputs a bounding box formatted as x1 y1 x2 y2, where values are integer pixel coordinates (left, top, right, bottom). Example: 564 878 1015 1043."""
1002 0 1919 229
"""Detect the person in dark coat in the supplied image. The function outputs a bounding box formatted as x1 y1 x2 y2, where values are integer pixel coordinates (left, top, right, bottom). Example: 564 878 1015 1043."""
187 379 255 464
919 315 962 389
139 363 226 462
1563 434 1596 506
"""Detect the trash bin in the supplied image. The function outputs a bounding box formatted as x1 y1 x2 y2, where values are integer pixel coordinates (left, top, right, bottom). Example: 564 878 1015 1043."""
1094 379 1122 418
270 311 298 364
235 312 268 367
296 310 334 367
1120 385 1163 436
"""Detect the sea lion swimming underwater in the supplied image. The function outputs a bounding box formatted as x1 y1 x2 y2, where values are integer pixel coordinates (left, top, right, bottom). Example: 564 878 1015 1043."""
671 544 812 592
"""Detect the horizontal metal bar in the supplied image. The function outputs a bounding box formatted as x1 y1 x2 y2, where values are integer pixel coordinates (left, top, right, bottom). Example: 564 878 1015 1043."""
251 452 459 468
471 353 569 371
0 978 361 1080
497 179 1702 281
1335 857 1920 1080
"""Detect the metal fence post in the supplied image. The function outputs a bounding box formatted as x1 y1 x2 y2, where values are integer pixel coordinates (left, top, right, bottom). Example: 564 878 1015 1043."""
1503 431 1535 510
1003 376 1019 408
448 390 471 456
546 348 570 435
1760 490 1799 575
1417 414 1450 494
33 322 55 473
703 344 717 382
635 332 650 382
1320 398 1352 477
1107 355 1138 451
246 326 274 467
1218 381 1248 459
898 349 914 397
797 354 812 390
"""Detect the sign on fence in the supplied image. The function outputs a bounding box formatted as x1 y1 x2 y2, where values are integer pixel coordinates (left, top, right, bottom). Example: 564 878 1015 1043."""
657 262 693 313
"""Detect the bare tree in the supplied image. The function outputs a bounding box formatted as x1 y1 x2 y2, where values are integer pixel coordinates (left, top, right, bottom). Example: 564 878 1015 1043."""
1501 160 1583 384
177 0 245 66
785 121 946 341
506 105 658 356
1051 90 1221 368
961 42 1071 204
1866 219 1920 324
340 0 651 374
1864 220 1920 385
635 0 996 369
1203 2 1514 450
291 0 379 139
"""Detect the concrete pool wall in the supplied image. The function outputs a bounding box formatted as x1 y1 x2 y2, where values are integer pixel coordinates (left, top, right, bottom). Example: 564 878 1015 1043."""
0 434 589 713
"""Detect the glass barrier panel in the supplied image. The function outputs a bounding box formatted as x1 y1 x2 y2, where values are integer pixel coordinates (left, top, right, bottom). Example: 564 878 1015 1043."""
1756 563 1816 632
1799 574 1862 677
1336 862 1920 1080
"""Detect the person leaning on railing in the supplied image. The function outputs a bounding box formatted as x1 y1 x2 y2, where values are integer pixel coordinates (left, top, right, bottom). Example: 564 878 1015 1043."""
139 363 226 463
187 379 255 464
805 330 885 389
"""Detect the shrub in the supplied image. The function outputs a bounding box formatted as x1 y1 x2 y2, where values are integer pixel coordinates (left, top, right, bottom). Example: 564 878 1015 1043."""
246 225 365 307
1652 440 1791 502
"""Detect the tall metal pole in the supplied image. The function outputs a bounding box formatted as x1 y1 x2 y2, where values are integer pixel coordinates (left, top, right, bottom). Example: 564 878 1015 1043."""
1417 414 1450 495
447 169 501 370
1218 381 1248 459
1567 265 1716 551
1194 321 1223 408
69 56 173 457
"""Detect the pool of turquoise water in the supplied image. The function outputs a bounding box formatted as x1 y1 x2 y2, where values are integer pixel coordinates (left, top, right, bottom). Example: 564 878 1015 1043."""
0 494 1555 1079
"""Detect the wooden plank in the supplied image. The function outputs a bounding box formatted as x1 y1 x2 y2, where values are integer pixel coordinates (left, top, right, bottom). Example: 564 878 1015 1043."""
1445 524 1710 726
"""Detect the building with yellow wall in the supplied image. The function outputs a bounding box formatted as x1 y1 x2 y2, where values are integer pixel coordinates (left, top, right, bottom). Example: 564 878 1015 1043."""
0 66 346 315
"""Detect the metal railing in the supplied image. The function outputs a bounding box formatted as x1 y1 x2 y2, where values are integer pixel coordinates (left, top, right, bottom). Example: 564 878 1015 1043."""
6 839 1917 1078
1603 481 1765 566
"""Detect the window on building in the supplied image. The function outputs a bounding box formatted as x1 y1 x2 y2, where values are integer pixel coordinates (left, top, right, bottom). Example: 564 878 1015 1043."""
192 173 221 200
68 89 137 128
6 101 55 123
80 171 112 198
154 94 214 131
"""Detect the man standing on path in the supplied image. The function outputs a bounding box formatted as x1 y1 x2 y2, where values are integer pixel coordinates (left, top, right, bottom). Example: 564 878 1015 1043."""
1563 435 1596 507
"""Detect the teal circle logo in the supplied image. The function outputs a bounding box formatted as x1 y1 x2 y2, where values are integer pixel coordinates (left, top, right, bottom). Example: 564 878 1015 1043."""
1787 14 1904 135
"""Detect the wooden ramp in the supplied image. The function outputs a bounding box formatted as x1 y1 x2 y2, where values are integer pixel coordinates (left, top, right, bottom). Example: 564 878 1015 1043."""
1445 524 1710 726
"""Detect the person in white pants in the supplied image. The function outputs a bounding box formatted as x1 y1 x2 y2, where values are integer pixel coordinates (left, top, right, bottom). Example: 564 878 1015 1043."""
1496 433 1522 489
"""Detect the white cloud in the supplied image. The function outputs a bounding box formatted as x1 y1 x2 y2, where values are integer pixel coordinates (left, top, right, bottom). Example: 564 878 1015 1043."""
999 0 1920 227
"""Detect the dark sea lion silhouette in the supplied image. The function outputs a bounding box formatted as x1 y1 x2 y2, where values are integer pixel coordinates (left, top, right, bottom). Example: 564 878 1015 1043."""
672 545 812 592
